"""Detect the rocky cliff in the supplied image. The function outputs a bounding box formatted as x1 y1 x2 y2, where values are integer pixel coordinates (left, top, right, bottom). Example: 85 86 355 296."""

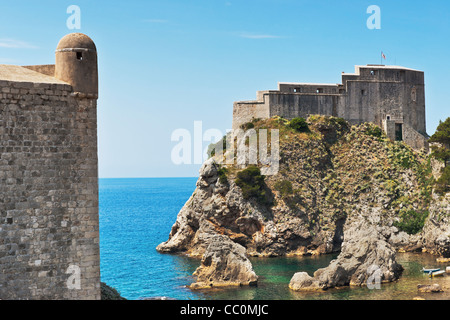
157 116 450 290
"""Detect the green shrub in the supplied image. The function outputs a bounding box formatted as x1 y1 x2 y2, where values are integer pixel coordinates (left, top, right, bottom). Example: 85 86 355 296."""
429 117 450 166
235 165 269 204
429 117 450 146
241 122 255 130
435 166 450 195
365 125 383 138
274 180 297 208
333 117 348 128
217 166 228 185
394 210 429 235
274 180 293 197
289 117 309 133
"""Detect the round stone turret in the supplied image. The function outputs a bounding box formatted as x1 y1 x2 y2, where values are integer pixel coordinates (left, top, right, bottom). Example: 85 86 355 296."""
55 33 98 99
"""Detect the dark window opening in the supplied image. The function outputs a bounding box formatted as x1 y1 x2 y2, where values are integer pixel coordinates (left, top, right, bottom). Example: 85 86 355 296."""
386 115 391 121
6 218 13 224
361 89 366 95
316 88 323 94
395 123 403 141
370 70 377 76
76 52 83 61
294 88 301 93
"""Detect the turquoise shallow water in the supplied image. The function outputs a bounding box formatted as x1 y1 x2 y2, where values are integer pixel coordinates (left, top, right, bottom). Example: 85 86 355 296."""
99 178 450 300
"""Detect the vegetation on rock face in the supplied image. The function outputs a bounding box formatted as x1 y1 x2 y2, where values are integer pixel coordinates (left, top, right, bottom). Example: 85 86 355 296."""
235 165 271 204
289 117 310 133
241 121 255 130
217 166 229 184
394 209 429 235
205 114 450 246
163 114 450 261
223 116 440 239
274 180 293 197
429 117 450 194
435 167 450 194
364 124 383 138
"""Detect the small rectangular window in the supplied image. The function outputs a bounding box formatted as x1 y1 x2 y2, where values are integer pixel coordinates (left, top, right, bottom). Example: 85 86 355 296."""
316 88 323 94
395 123 403 141
76 52 83 60
361 89 366 95
411 88 417 102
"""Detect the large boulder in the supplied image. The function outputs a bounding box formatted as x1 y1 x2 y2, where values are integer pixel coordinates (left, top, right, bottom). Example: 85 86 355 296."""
156 159 237 257
190 235 258 289
288 272 321 291
289 221 403 291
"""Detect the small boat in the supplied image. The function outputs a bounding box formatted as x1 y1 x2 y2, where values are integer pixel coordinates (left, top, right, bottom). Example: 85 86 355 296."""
422 268 440 274
429 270 446 277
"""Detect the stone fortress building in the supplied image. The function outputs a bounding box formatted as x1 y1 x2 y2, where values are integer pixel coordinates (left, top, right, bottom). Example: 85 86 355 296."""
233 65 429 150
0 33 100 299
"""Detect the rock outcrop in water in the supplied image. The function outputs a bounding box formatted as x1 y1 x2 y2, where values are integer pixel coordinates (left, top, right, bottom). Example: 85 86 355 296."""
156 158 271 258
417 284 443 293
157 116 450 290
190 235 258 289
289 221 403 291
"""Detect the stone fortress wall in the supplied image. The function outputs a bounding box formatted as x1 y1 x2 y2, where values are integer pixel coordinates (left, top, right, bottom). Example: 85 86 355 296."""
0 33 100 299
233 65 429 150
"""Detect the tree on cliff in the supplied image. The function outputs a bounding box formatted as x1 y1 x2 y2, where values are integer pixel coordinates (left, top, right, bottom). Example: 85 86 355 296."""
429 117 450 167
429 117 450 194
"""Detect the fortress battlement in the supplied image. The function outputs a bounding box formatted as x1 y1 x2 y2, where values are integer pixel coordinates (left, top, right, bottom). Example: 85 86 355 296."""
233 65 428 150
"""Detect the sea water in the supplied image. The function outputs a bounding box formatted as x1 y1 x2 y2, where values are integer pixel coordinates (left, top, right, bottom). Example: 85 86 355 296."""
99 178 450 300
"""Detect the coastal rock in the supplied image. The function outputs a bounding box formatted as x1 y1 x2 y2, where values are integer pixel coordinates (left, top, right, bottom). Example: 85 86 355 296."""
156 159 237 257
289 221 403 291
420 193 450 258
157 117 450 294
288 272 322 291
190 235 258 289
417 284 443 293
156 158 319 258
319 222 403 288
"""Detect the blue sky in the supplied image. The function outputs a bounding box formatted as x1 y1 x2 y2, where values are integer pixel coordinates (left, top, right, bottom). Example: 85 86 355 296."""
0 0 449 177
